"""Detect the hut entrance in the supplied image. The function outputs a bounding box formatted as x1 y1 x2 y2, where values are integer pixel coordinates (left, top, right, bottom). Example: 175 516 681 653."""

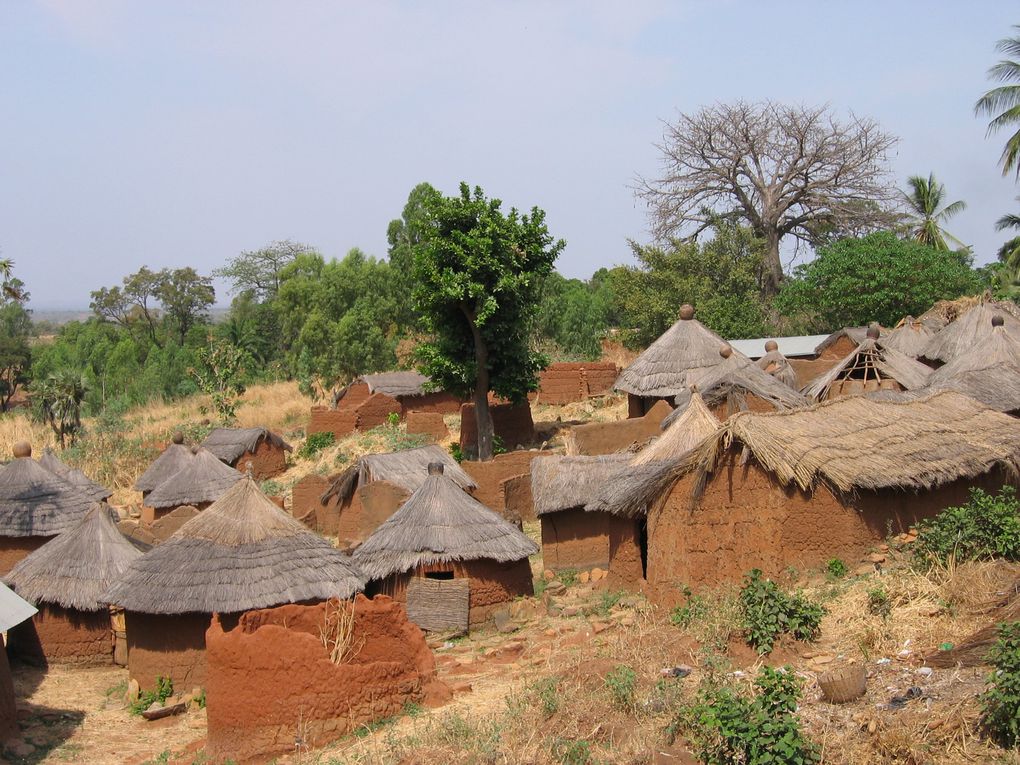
406 577 469 633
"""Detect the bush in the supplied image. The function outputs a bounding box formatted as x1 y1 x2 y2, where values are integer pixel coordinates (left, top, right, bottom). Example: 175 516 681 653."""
604 665 637 710
867 586 892 619
551 738 592 765
914 487 1020 566
739 569 825 654
981 621 1020 748
533 677 559 717
825 558 847 580
670 585 709 628
297 430 335 459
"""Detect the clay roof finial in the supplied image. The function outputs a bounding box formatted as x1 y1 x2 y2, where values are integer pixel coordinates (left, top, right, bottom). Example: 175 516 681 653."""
12 441 31 459
427 462 445 476
172 431 185 445
992 314 1005 328
719 343 733 359
866 323 881 340
679 304 695 321
764 340 779 352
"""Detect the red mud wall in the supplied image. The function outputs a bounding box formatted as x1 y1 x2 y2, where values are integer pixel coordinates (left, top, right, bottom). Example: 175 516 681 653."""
789 358 841 389
531 363 619 405
126 611 211 693
232 440 288 480
307 407 358 439
459 402 536 454
142 501 210 525
0 636 16 741
307 392 404 439
336 481 409 551
607 517 644 589
291 474 329 530
461 451 553 516
7 605 111 667
0 537 50 577
205 595 441 764
501 474 535 523
405 411 449 441
709 392 780 420
571 400 672 455
354 392 402 430
400 391 463 415
627 394 674 419
818 335 857 361
540 508 611 571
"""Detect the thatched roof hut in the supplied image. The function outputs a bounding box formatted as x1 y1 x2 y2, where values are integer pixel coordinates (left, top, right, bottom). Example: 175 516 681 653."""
881 316 941 358
353 464 537 581
802 329 933 401
143 447 244 511
531 454 632 517
615 304 746 398
322 445 475 507
814 326 872 357
923 302 1020 363
0 443 93 537
134 432 195 493
635 391 721 466
755 341 799 388
201 427 292 465
37 449 111 502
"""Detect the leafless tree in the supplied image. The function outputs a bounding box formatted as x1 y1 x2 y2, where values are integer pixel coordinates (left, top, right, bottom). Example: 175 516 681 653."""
637 101 901 294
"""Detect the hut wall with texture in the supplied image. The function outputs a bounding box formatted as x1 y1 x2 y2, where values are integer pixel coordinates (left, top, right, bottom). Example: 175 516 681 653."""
0 636 16 742
7 605 111 666
205 596 446 764
461 451 554 519
290 473 330 531
230 439 288 480
459 402 536 455
336 481 409 552
142 500 211 525
398 391 463 416
0 537 50 577
541 507 612 571
571 400 672 456
530 362 618 405
125 611 211 693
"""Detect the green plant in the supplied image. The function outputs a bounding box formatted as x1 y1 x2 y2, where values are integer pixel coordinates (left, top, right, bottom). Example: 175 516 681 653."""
604 664 637 710
129 676 173 715
533 677 559 717
825 558 847 580
738 569 825 654
558 568 579 587
297 430 335 459
492 434 508 456
867 586 892 619
402 700 423 718
449 442 464 463
914 487 1020 566
671 585 709 628
259 479 283 497
386 411 401 427
551 738 592 765
980 621 1020 748
590 590 625 617
194 688 206 710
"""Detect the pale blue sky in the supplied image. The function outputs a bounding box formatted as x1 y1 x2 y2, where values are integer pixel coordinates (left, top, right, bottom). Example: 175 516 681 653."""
2 1 1017 309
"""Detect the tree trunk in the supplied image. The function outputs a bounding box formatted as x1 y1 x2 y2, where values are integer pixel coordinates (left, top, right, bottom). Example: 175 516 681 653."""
763 228 784 297
464 309 494 461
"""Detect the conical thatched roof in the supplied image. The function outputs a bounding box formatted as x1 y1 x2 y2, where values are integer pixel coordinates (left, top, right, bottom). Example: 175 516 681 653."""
5 504 141 611
530 454 632 516
931 318 1020 384
134 436 195 493
353 464 538 580
755 342 799 388
103 475 363 614
0 445 94 537
143 447 244 510
37 448 111 502
881 316 941 358
615 304 747 397
802 335 933 401
923 303 1020 363
201 427 293 465
814 326 872 356
322 445 476 506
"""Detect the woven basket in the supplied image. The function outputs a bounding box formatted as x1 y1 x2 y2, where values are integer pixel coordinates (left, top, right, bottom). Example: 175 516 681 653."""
817 663 867 703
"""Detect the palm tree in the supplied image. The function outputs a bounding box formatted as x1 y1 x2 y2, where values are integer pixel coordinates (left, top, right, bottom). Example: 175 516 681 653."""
996 196 1020 279
39 370 88 447
976 26 1020 177
902 173 967 250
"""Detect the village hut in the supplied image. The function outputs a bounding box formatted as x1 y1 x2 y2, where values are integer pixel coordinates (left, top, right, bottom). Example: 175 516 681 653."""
37 448 111 502
200 427 292 480
354 463 536 629
923 302 1020 364
604 391 1020 601
755 341 799 388
5 504 141 666
337 371 462 415
141 446 243 523
0 443 93 575
133 432 195 499
813 326 873 360
802 326 933 401
880 316 942 359
615 304 748 417
103 474 364 691
0 582 37 741
318 445 476 548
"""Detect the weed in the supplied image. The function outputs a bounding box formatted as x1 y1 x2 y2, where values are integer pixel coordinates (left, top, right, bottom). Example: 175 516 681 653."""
558 568 579 587
980 620 1020 748
533 577 549 597
402 700 423 718
297 430 335 459
141 752 171 765
867 586 892 619
533 677 559 717
449 442 464 463
194 688 206 709
914 486 1020 566
551 737 592 765
386 411 401 428
352 716 394 738
590 590 625 617
492 434 508 456
129 676 173 715
104 680 127 698
825 557 848 580
738 569 824 654
604 664 637 710
670 585 708 628
259 479 283 496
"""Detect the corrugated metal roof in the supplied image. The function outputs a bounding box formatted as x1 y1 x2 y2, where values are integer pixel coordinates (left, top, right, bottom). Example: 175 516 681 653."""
729 335 831 360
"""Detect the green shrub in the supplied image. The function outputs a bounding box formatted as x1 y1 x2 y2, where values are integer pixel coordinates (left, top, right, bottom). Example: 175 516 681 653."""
670 586 709 628
825 558 847 580
867 586 892 619
551 738 591 765
604 664 637 710
914 487 1020 566
449 442 464 462
129 676 173 715
386 411 401 427
981 621 1020 748
589 590 624 617
297 431 335 459
557 568 579 587
533 677 559 717
739 569 825 654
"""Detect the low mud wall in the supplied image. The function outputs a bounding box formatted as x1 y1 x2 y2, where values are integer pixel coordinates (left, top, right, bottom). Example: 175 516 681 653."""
530 362 618 405
125 611 211 693
336 481 409 552
570 400 671 455
0 536 50 577
459 402 536 456
7 605 111 667
232 440 288 480
461 450 553 518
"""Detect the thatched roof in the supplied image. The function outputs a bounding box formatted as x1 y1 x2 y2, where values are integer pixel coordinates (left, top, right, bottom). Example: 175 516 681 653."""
201 427 292 465
5 504 141 611
919 293 1018 327
143 447 243 510
932 319 1020 384
637 391 721 465
923 302 1020 363
530 454 632 516
755 344 799 388
353 463 538 580
880 316 941 358
802 336 933 401
814 326 872 355
37 448 111 502
322 445 476 505
103 475 363 614
0 582 36 633
134 437 195 493
0 447 94 537
615 304 747 397
359 371 431 398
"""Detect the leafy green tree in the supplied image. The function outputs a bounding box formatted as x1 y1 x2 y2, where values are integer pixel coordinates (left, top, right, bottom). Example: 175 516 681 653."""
156 267 215 345
388 183 441 324
534 272 616 359
902 173 967 250
191 339 247 424
411 182 564 460
90 266 164 346
976 26 1020 177
775 232 982 332
0 303 31 412
37 369 88 447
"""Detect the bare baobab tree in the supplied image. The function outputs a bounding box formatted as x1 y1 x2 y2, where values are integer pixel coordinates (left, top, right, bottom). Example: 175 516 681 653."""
637 101 901 294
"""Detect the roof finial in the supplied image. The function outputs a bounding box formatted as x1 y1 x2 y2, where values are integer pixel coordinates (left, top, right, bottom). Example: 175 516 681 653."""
992 314 1005 327
191 445 201 455
719 343 732 359
12 441 30 459
427 462 445 476
679 303 695 321
764 340 778 352
866 322 881 340
172 431 185 445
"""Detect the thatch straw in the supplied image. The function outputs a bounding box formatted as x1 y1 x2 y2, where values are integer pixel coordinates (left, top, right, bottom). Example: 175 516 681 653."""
143 447 243 510
353 464 538 580
0 582 36 633
755 346 799 388
530 454 632 516
103 475 364 614
201 427 292 464
881 316 941 358
0 453 94 536
637 391 720 465
322 445 476 505
931 320 1020 385
5 504 141 611
37 448 111 502
919 292 1019 326
814 326 872 355
614 306 746 397
134 441 195 493
923 302 1020 363
358 371 431 398
802 337 933 401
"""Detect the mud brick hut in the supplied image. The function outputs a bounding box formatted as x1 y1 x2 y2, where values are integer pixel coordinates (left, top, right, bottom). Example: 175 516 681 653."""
133 432 194 500
923 301 1020 364
316 445 476 547
601 391 1020 600
37 448 111 502
0 583 37 741
5 504 140 666
531 362 619 405
754 341 799 388
200 427 292 480
567 399 673 455
354 463 537 631
615 303 748 417
141 447 243 523
802 325 933 401
0 443 93 575
880 315 944 359
103 474 364 692
350 371 462 415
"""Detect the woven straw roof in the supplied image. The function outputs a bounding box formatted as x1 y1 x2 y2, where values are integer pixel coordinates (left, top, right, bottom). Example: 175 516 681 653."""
5 504 141 611
869 370 1020 415
636 391 721 465
530 454 632 516
143 447 243 510
0 452 94 537
201 427 292 464
881 316 941 358
615 306 747 397
755 347 799 388
359 371 431 398
802 337 933 401
37 448 111 502
103 475 363 614
322 445 476 505
134 441 195 493
353 464 538 580
923 303 1020 363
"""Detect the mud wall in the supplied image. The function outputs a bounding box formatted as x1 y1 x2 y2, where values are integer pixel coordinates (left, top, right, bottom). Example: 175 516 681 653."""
461 451 553 517
149 505 200 542
0 536 49 577
627 394 674 419
354 392 403 430
291 473 329 530
336 481 409 552
789 357 842 389
709 392 780 420
571 400 672 455
125 611 211 693
606 517 644 589
459 402 536 455
405 411 449 441
0 636 15 741
817 335 857 361
399 391 463 415
205 595 442 764
7 605 111 667
501 474 535 523
142 501 210 525
540 507 611 571
232 439 288 480
307 407 359 440
530 363 619 405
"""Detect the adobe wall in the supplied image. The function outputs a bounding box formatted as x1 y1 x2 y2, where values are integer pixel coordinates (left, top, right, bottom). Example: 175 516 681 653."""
571 399 672 455
627 394 673 419
400 391 463 416
149 505 200 542
7 605 111 667
530 363 619 405
354 392 402 430
0 536 50 577
606 517 644 590
307 407 358 439
291 473 329 530
789 358 841 389
459 402 536 455
336 481 408 552
461 451 553 515
125 611 211 693
540 507 611 571
0 636 16 742
405 411 449 441
232 439 288 480
142 501 211 525
338 382 372 411
709 392 778 420
501 474 535 523
818 335 858 361
205 595 442 764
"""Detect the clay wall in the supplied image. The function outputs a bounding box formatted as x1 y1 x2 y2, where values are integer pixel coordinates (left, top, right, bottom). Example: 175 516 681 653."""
232 439 288 480
789 357 841 389
709 392 779 420
540 507 611 571
149 506 199 542
125 611 211 693
8 604 112 666
339 382 372 410
405 411 449 441
0 636 15 741
606 517 644 589
571 399 672 455
307 407 359 440
501 474 535 523
530 363 619 405
459 402 536 455
627 394 674 419
354 392 402 430
817 335 857 361
399 391 463 415
205 596 442 764
0 536 49 577
336 481 409 552
291 473 329 530
142 501 211 525
461 451 553 515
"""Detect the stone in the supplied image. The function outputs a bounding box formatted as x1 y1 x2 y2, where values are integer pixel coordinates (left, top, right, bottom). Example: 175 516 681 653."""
545 581 566 596
578 571 590 584
868 553 886 564
544 629 557 637
493 609 513 631
590 567 605 581
546 605 562 617
591 621 612 634
543 569 556 581
855 563 876 576
451 682 473 694
809 654 834 667
916 667 934 677
147 701 163 713
618 615 635 627
563 606 580 617
125 678 140 702
878 543 889 552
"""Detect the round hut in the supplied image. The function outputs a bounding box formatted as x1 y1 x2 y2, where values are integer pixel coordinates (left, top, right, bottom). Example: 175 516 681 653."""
141 446 243 523
755 341 799 388
5 503 141 666
103 474 364 692
923 302 1020 364
200 427 293 480
354 463 537 631
881 316 941 359
0 443 93 575
134 432 195 500
37 448 111 502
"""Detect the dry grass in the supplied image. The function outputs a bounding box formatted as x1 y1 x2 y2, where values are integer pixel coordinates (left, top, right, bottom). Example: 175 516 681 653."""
0 412 55 459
